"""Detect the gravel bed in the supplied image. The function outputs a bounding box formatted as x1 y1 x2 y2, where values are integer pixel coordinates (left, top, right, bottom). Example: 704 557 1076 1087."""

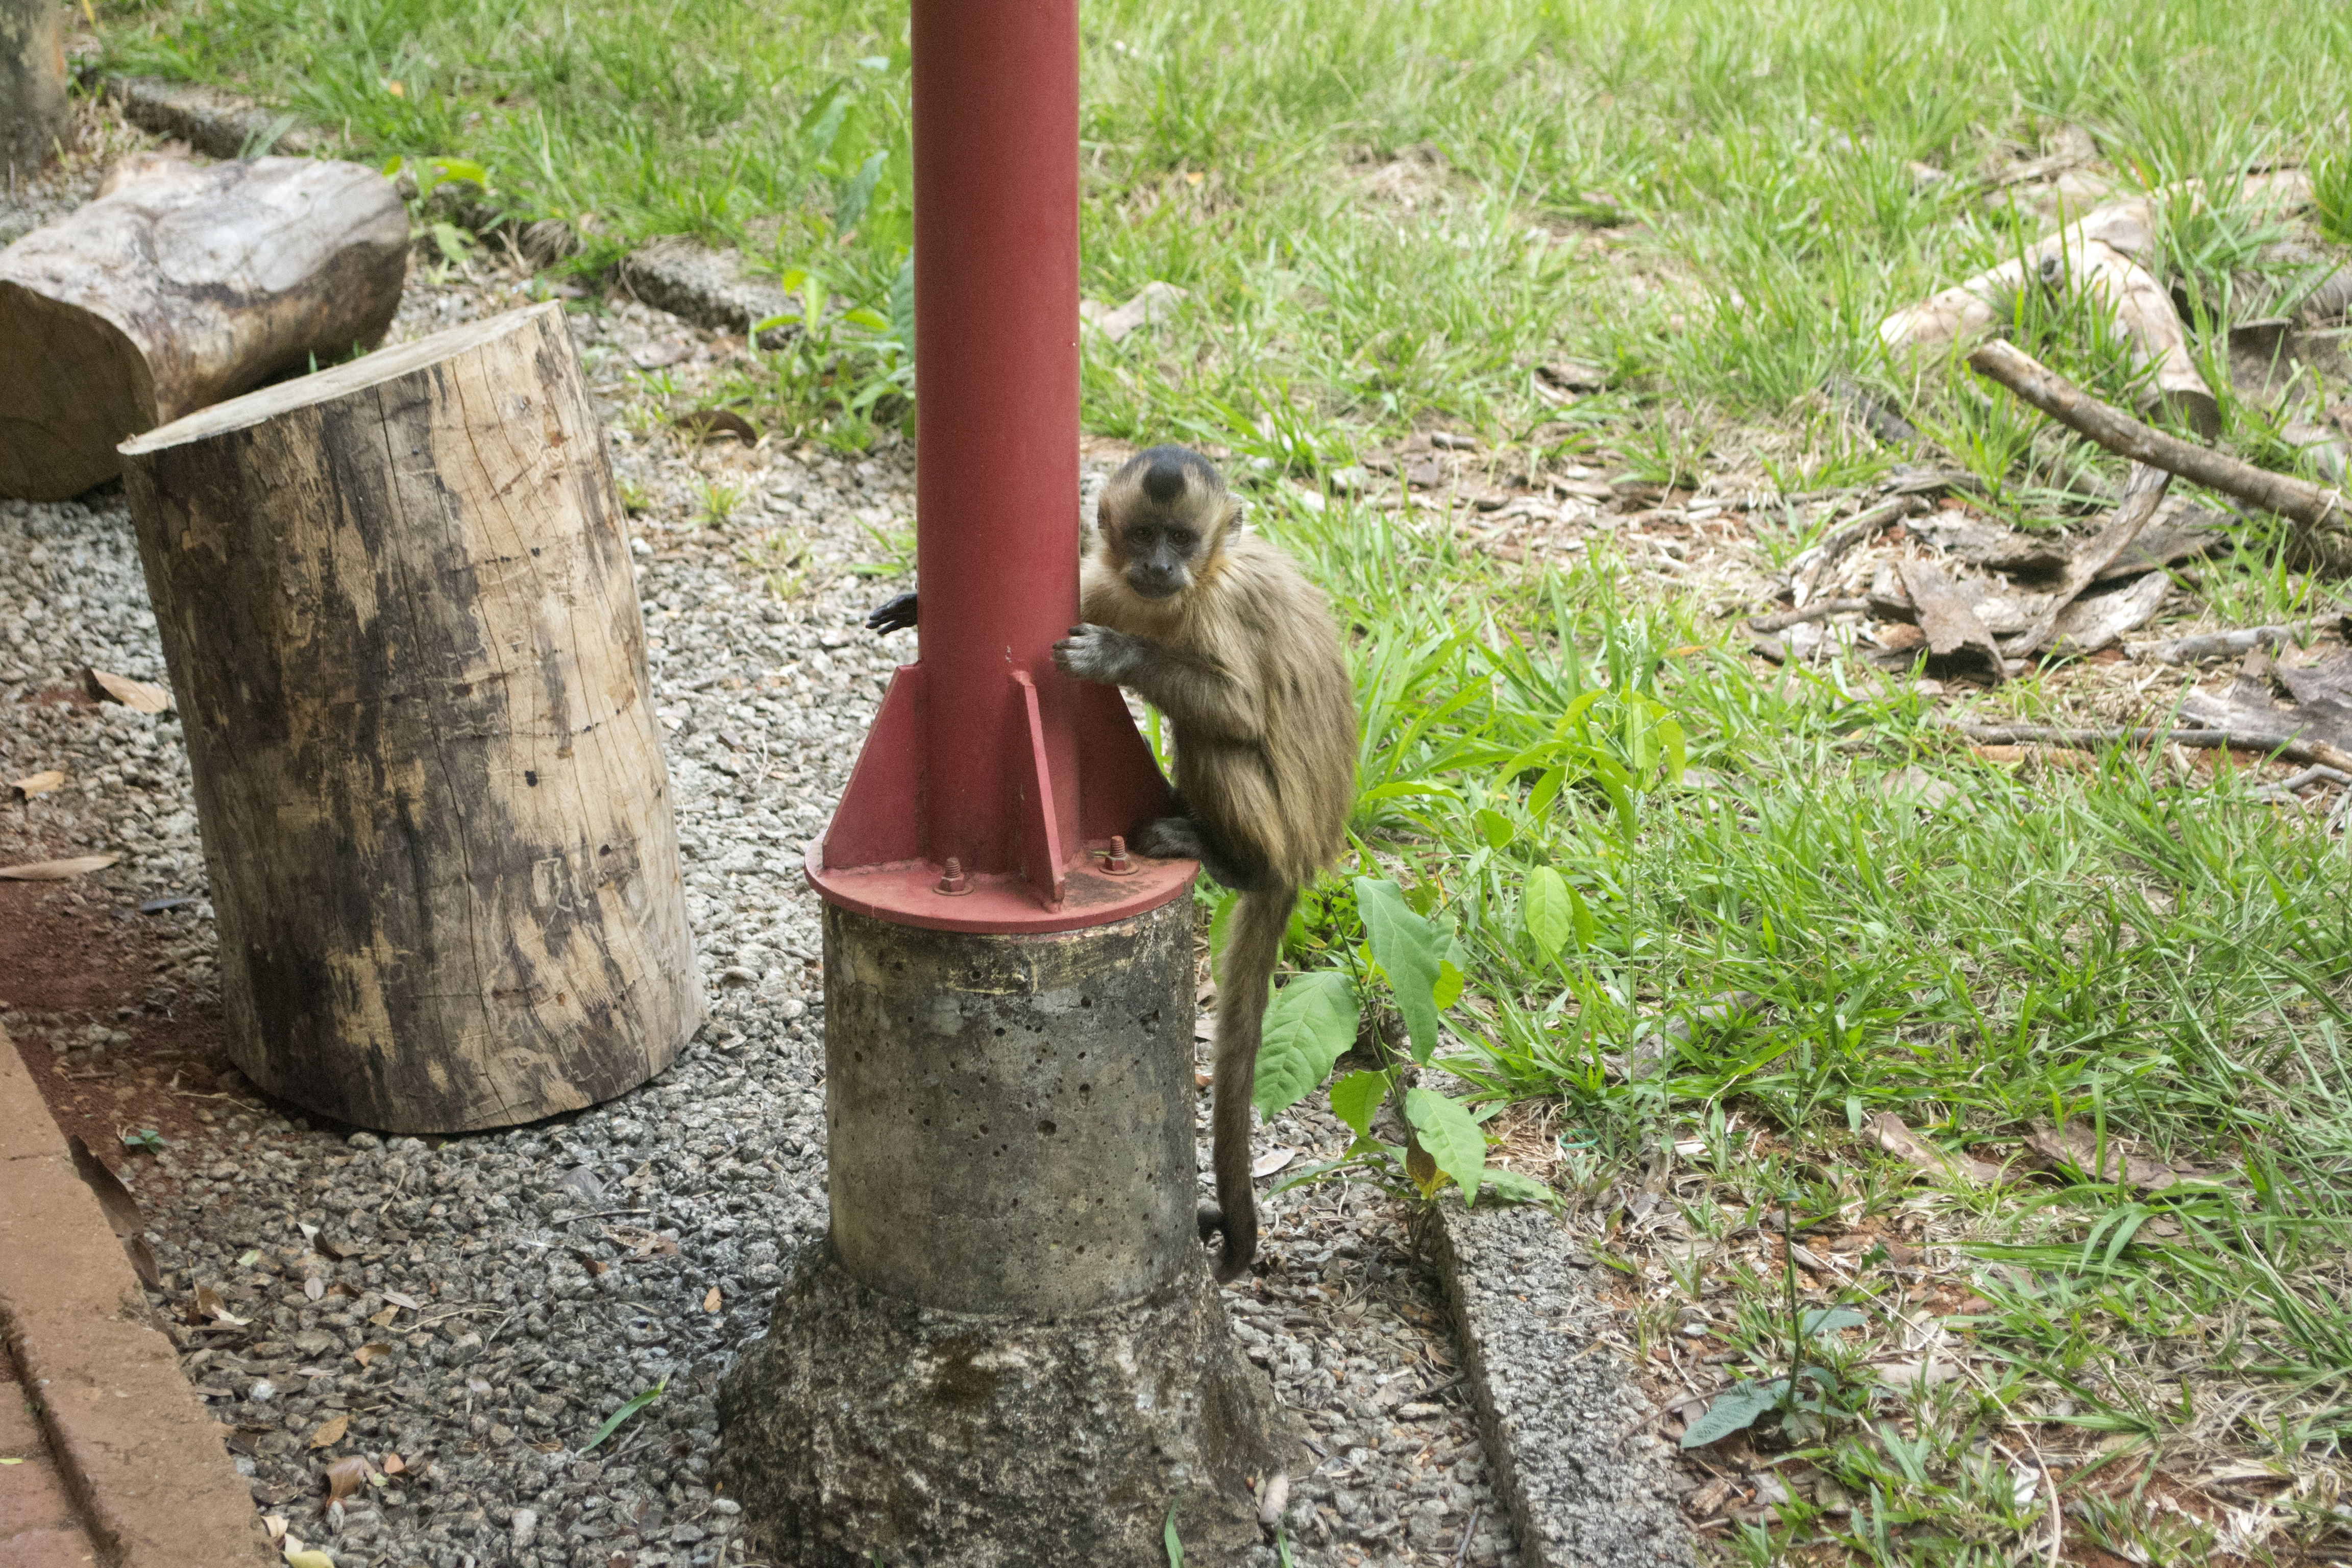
0 199 1524 1564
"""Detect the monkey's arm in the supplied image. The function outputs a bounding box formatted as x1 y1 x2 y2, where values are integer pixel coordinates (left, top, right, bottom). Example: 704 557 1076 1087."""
1052 624 1261 743
865 592 918 633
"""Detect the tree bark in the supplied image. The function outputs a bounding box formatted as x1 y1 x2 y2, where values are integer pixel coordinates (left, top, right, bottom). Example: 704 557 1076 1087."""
0 153 406 501
0 0 67 182
119 303 701 1134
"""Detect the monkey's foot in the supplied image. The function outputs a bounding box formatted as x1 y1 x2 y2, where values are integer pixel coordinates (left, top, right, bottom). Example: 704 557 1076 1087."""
864 591 918 633
1138 816 1204 861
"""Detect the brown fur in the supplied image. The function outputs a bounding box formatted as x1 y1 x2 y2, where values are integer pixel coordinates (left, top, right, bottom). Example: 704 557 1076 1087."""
1055 447 1355 1282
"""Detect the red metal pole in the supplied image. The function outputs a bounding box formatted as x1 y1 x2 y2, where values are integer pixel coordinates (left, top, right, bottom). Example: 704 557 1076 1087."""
805 0 1191 934
909 0 1081 879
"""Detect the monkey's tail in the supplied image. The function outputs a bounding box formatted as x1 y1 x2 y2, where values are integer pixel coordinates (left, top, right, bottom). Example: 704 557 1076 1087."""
1200 883 1296 1284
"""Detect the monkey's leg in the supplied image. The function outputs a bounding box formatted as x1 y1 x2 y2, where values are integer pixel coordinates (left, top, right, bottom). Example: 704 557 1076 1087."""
1134 811 1272 893
1198 884 1295 1283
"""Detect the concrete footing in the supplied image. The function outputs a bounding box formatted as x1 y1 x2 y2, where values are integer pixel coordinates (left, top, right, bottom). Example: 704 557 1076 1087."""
719 896 1292 1562
717 1240 1288 1566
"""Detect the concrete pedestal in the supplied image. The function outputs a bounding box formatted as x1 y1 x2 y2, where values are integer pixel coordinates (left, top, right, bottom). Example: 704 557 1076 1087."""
717 898 1294 1564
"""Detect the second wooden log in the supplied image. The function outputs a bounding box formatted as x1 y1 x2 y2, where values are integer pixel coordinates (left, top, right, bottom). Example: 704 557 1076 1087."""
119 302 701 1134
0 154 407 501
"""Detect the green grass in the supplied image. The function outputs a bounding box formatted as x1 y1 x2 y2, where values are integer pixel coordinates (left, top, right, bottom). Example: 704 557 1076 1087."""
93 0 2352 1556
93 0 2352 483
1255 492 2352 1562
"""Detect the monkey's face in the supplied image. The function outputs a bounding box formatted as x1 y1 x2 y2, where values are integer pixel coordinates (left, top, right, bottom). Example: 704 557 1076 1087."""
1100 446 1230 601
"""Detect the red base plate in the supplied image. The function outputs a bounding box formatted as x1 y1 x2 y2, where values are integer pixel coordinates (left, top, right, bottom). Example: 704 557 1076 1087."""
805 836 1196 935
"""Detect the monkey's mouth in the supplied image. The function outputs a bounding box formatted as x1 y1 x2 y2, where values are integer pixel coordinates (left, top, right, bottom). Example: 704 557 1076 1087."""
1125 573 1185 600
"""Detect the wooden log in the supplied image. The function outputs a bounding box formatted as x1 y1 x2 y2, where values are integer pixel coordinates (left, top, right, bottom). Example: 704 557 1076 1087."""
118 303 701 1134
0 154 407 501
0 0 69 181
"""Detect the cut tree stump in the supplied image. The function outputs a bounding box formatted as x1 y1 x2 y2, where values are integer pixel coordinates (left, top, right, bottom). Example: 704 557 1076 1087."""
118 302 701 1134
0 153 407 501
0 0 69 181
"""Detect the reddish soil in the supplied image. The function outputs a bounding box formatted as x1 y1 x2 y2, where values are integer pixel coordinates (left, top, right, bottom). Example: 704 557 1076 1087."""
0 876 249 1184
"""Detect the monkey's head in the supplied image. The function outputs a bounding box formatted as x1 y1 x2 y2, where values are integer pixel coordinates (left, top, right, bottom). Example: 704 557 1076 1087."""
1096 445 1238 601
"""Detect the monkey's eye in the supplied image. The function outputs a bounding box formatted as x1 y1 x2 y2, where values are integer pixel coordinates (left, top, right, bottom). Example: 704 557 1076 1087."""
1167 528 1196 550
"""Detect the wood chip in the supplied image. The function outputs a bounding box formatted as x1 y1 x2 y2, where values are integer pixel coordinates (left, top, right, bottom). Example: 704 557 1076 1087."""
703 1286 721 1313
1861 1111 2003 1185
83 668 171 712
1896 557 2006 683
0 853 117 880
7 769 63 799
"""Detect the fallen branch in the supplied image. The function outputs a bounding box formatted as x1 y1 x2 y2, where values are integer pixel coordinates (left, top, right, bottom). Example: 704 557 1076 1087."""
2143 623 2313 665
1750 598 1869 634
1967 339 2352 573
1793 497 1917 600
1946 718 2352 774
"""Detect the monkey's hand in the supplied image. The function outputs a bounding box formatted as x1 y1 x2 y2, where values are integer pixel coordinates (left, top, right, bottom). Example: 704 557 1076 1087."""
865 592 918 633
1051 623 1145 685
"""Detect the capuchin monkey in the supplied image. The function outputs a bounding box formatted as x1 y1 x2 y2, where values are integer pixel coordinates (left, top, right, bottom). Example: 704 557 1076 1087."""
1057 447 1355 1283
865 446 1355 1283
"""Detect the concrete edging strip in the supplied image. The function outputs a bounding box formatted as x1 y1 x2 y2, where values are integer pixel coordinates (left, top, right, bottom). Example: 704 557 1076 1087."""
1431 1199 1696 1568
0 1024 276 1568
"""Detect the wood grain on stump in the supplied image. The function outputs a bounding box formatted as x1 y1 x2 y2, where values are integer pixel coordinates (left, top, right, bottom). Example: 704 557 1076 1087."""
119 302 701 1133
0 154 406 501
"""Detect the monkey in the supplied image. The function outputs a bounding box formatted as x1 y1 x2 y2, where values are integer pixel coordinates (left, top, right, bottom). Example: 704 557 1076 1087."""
1051 445 1356 1283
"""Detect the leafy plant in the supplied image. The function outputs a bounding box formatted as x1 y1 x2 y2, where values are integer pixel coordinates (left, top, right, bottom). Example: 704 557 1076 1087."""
578 1381 665 1454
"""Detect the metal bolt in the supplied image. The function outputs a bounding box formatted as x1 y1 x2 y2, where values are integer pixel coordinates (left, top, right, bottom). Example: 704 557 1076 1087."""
936 857 970 895
1103 836 1133 875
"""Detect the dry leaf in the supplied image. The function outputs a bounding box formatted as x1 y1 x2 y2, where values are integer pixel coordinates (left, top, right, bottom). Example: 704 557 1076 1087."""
188 1284 249 1326
380 1453 405 1476
67 1135 146 1236
262 1515 288 1542
2021 1120 2217 1194
1251 1147 1300 1178
0 854 117 880
381 1290 420 1310
287 1542 338 1565
309 1413 349 1449
123 1234 162 1289
674 407 757 444
366 1306 397 1329
702 1286 721 1313
304 1277 326 1303
323 1454 368 1499
1257 1472 1291 1528
1862 1112 2004 1185
353 1343 392 1367
84 668 170 713
8 769 63 799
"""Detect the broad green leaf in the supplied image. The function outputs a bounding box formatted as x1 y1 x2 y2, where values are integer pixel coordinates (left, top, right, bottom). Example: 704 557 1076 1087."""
1473 807 1514 849
1432 959 1465 1011
1253 972 1359 1117
1799 1307 1867 1337
1527 764 1566 816
1570 885 1597 950
836 149 888 232
1680 1380 1786 1449
1164 1506 1184 1567
1403 1087 1486 1203
1523 866 1571 961
1356 877 1448 1062
1328 1070 1388 1140
1479 1168 1556 1206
